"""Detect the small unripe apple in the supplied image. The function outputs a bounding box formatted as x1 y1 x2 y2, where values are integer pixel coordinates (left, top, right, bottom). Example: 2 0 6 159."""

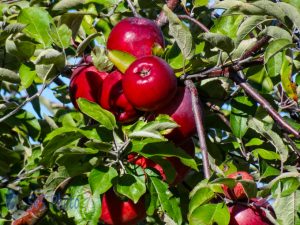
123 56 177 111
222 171 254 200
69 65 108 109
99 70 139 123
107 17 164 58
128 138 195 185
153 86 196 144
100 189 146 225
229 198 275 225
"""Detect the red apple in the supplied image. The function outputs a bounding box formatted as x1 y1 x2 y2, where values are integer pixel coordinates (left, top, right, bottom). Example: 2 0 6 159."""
123 56 177 111
107 17 164 58
99 70 139 123
222 171 254 200
229 198 275 225
69 65 108 109
128 138 195 185
100 189 146 225
153 86 196 144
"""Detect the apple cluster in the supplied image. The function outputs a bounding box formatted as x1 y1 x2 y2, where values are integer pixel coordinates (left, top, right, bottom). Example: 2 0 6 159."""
222 171 275 225
69 17 197 225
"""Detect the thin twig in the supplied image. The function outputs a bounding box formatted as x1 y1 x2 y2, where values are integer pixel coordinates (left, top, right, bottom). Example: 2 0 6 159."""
230 71 300 138
178 15 209 33
126 0 140 17
0 74 58 123
185 80 210 178
205 101 231 128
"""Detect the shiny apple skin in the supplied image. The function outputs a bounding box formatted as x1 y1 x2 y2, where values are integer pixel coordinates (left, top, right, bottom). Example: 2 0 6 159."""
99 70 139 123
222 171 254 200
69 65 108 109
128 138 195 185
229 198 275 225
107 17 164 58
123 56 177 111
154 86 196 144
100 189 146 225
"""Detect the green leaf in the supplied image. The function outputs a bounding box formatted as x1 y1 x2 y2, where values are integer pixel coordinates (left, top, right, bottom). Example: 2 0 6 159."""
76 33 102 56
189 187 215 216
278 2 300 30
252 148 281 160
245 138 264 147
273 189 300 225
163 5 195 60
3 23 26 34
41 132 81 166
18 7 53 47
53 0 85 11
281 52 298 101
77 98 116 130
0 68 20 83
19 62 36 89
35 49 65 70
5 38 36 61
194 0 209 7
149 175 182 224
116 174 146 203
230 96 257 138
264 39 292 63
201 32 235 53
189 203 230 225
107 50 136 74
92 47 114 72
89 166 118 195
66 182 101 225
266 52 283 77
132 140 198 171
49 24 72 49
259 26 292 43
272 177 300 197
236 15 268 44
248 117 289 162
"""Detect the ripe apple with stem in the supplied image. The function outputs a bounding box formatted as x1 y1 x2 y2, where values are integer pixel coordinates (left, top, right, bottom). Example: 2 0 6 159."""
123 56 177 111
107 17 164 58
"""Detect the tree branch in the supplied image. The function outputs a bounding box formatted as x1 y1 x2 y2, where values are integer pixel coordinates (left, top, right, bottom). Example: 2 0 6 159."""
156 0 180 27
205 101 231 129
230 71 300 138
178 15 209 33
185 80 211 178
0 75 59 123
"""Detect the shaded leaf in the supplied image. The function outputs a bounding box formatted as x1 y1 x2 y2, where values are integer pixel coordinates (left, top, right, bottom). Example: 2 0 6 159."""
164 5 195 60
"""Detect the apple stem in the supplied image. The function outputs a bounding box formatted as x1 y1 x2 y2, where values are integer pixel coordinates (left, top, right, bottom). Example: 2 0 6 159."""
126 0 141 18
185 79 211 179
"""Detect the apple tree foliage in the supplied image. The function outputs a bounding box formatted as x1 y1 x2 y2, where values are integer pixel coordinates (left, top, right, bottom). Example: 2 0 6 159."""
0 0 300 224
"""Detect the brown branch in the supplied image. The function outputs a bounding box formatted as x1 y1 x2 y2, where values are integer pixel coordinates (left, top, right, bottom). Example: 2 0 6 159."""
126 0 140 17
239 36 271 61
12 195 48 225
185 80 211 178
205 101 231 129
156 0 180 27
178 15 209 33
230 71 300 138
186 57 264 79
